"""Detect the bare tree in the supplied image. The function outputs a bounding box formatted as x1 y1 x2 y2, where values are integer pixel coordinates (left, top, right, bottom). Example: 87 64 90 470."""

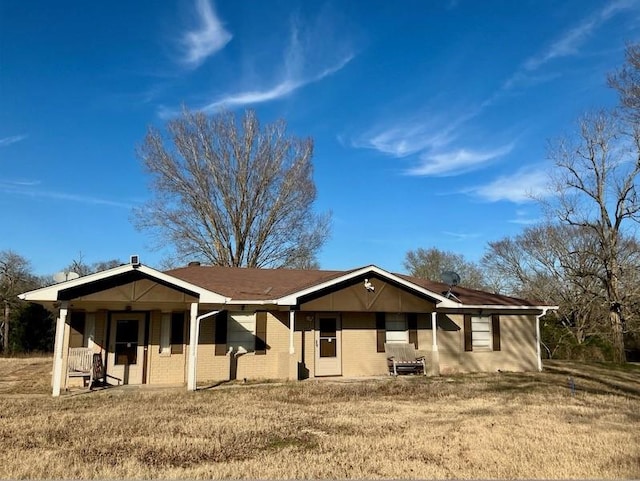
404 247 487 289
545 109 640 363
482 224 618 357
0 251 39 352
65 252 123 277
135 109 330 268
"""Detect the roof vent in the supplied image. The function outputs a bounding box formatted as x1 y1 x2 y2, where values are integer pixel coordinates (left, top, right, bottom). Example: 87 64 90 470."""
188 261 201 267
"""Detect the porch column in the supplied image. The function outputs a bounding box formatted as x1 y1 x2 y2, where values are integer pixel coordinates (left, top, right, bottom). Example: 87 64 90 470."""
187 302 199 391
289 310 295 354
431 311 440 376
52 301 69 397
288 310 297 380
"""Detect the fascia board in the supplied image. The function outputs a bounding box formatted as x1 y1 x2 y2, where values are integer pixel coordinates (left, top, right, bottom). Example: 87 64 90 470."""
18 264 228 304
276 265 455 306
437 304 559 312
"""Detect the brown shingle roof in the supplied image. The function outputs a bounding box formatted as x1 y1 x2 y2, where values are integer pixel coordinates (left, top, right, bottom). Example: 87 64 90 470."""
166 265 542 307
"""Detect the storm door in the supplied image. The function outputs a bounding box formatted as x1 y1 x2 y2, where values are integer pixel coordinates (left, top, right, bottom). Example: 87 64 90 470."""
108 313 146 385
314 315 342 376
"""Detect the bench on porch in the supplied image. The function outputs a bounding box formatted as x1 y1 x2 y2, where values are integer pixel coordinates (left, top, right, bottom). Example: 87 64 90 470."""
385 342 426 375
67 347 104 390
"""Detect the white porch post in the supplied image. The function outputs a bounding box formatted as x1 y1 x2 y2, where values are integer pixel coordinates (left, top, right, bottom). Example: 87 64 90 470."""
535 308 547 372
289 310 295 354
431 311 440 376
52 301 68 397
187 302 199 391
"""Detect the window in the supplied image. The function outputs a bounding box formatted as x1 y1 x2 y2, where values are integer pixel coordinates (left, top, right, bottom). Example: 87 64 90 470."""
385 313 408 344
471 316 492 351
115 319 139 365
464 314 501 352
227 311 256 353
69 311 86 348
160 312 185 356
214 311 267 356
171 312 185 354
376 312 418 352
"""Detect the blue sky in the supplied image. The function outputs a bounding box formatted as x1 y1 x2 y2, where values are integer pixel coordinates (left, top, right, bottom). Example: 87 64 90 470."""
2 0 639 277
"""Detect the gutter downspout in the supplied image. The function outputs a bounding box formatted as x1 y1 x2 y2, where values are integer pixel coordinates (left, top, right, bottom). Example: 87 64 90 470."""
187 307 220 391
535 308 549 372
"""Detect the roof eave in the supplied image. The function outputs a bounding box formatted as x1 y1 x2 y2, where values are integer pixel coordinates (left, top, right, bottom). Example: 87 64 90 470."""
18 263 229 304
275 264 455 306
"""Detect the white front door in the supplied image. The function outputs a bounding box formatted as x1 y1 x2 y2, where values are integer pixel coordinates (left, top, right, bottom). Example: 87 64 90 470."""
315 314 342 376
108 313 146 385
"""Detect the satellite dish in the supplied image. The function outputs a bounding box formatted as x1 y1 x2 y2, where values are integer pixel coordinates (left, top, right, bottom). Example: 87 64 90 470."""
52 271 80 283
441 271 461 287
52 272 66 283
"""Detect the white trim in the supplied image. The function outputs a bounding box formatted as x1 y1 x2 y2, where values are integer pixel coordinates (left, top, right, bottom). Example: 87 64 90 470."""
431 311 438 352
85 312 95 350
160 312 171 357
276 265 457 307
187 306 220 391
535 308 549 372
52 302 68 397
18 263 229 304
187 303 199 391
439 305 558 311
289 311 295 354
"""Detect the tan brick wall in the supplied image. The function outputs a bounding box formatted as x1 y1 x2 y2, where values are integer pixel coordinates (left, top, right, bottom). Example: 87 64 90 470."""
147 311 188 385
195 311 294 383
436 313 538 374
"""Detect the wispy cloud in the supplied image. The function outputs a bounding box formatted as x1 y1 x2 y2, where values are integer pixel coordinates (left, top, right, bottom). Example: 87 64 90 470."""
160 12 355 117
442 231 482 240
0 180 132 208
468 165 551 203
407 143 514 177
180 0 232 69
503 0 637 92
0 134 27 147
200 53 354 112
509 209 542 225
354 122 456 158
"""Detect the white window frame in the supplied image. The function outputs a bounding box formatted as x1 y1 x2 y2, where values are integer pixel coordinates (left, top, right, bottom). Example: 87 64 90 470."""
160 312 171 357
471 315 493 351
228 311 256 353
385 313 409 344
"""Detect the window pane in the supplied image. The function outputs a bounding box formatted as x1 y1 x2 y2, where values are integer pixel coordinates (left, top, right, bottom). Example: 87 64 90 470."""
171 313 184 345
115 319 139 365
471 316 492 350
228 312 256 352
320 338 336 357
386 314 408 343
319 318 336 337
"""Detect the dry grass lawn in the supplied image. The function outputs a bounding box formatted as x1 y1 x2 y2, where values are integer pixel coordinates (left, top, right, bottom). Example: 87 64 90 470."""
0 357 638 479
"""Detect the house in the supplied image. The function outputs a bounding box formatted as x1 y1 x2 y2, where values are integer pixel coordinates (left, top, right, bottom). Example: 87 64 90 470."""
18 258 556 396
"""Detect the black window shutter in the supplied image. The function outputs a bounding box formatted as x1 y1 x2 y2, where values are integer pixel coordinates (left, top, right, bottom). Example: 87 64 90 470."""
492 314 501 351
376 312 385 352
464 314 473 351
407 313 418 349
255 311 267 355
214 311 228 356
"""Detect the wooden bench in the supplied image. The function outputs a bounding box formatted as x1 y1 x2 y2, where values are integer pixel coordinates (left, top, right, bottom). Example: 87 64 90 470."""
385 342 426 376
67 347 104 390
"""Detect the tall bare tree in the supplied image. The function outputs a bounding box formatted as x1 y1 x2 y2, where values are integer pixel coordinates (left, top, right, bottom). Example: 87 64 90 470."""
135 109 330 268
404 247 487 289
545 109 640 363
0 251 39 352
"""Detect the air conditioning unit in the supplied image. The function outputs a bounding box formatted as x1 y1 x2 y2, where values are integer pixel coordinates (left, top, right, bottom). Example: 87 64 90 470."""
130 255 140 267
